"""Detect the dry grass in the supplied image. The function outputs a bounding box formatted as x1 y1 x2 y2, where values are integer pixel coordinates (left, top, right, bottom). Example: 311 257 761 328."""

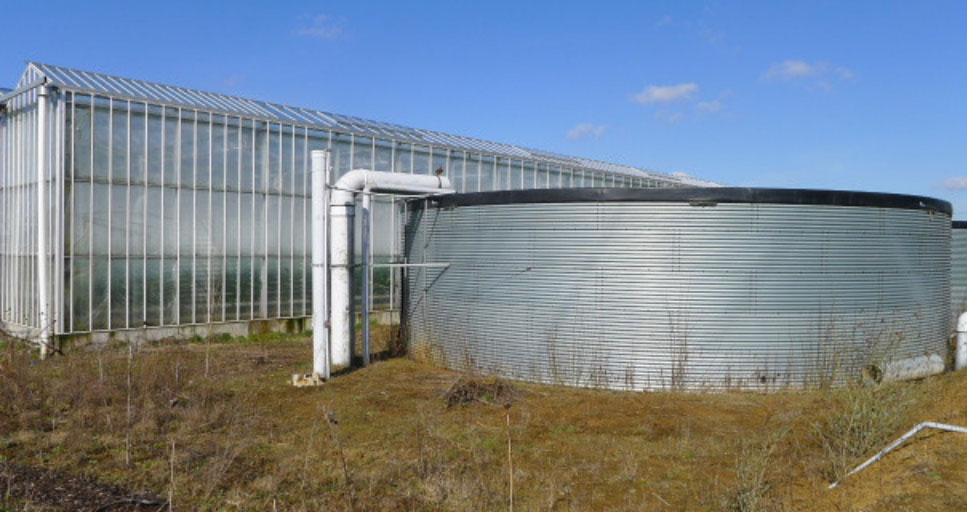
815 383 914 482
719 431 786 512
0 333 966 511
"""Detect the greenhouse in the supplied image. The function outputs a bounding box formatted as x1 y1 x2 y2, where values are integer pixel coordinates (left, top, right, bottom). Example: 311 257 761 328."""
0 62 709 346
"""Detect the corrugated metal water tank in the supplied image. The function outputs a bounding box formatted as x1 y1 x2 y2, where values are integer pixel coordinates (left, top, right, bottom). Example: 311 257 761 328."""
952 222 967 323
403 188 951 391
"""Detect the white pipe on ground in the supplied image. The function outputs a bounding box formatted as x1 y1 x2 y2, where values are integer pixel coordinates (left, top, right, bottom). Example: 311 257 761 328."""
881 353 945 381
329 169 453 369
957 312 967 371
310 150 331 379
829 421 967 489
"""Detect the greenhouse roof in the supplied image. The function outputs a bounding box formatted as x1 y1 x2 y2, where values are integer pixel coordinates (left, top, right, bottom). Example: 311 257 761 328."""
10 62 717 186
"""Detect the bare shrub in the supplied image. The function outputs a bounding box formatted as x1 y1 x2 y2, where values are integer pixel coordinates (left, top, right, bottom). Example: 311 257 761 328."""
719 432 786 512
668 310 690 391
815 383 913 481
444 376 518 407
0 335 53 433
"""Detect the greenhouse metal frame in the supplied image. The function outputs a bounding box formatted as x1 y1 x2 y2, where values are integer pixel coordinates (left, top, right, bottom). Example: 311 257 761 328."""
0 62 709 346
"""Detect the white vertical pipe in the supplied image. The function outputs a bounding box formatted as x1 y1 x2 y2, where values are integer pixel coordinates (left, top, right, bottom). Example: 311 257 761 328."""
53 94 64 335
143 103 149 327
310 150 331 378
125 102 131 329
190 111 197 325
159 106 166 326
37 86 50 357
329 199 354 367
259 124 268 318
361 190 371 366
957 312 967 371
107 99 113 329
174 108 182 326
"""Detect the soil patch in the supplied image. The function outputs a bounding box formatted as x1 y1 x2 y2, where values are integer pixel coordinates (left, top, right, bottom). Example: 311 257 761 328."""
0 460 166 511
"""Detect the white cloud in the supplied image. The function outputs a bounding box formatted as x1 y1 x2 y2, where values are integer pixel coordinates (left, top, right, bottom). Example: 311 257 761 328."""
654 14 738 53
567 123 607 140
763 60 854 82
222 74 243 88
696 100 723 113
633 83 699 104
939 177 967 190
297 14 345 39
654 110 684 124
836 67 855 80
698 26 726 47
764 60 817 79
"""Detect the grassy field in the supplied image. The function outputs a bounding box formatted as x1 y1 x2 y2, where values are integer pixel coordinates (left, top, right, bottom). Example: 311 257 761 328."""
1 332 966 511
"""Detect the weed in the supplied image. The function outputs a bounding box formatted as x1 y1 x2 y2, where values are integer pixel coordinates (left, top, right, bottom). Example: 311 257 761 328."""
324 406 357 511
815 382 913 481
719 431 786 512
668 310 690 391
506 406 514 512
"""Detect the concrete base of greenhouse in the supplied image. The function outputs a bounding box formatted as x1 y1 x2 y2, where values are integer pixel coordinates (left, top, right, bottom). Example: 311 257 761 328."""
54 317 310 349
17 308 401 352
370 309 400 324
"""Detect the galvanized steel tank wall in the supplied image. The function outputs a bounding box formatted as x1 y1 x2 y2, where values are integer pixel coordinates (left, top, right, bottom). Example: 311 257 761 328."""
404 188 951 391
952 222 967 324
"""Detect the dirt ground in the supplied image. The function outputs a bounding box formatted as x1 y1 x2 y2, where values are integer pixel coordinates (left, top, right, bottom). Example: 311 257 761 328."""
0 333 965 511
0 460 166 511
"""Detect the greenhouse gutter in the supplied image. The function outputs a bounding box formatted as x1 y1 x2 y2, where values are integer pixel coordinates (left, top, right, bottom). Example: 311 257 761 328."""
0 79 47 105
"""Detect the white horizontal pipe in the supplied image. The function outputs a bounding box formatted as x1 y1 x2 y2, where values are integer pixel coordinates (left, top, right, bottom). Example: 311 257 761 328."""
330 169 452 207
329 169 453 370
368 262 452 268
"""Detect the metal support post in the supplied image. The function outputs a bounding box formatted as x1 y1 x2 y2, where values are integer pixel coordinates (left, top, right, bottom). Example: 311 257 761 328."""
361 190 371 366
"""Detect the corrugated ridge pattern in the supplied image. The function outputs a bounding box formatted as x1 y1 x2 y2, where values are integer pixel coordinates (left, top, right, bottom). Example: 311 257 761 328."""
404 202 950 391
952 227 967 325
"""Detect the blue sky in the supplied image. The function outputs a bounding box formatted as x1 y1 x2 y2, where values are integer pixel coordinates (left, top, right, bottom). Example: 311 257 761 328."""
3 1 967 214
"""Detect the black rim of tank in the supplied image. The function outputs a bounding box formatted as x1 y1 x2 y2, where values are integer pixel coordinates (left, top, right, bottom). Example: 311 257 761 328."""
410 187 952 216
954 221 967 228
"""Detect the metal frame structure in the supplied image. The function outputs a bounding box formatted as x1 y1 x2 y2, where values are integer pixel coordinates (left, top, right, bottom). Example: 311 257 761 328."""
0 62 713 342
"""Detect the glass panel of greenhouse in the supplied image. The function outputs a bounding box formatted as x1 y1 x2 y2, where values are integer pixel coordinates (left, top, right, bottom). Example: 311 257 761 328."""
0 62 711 338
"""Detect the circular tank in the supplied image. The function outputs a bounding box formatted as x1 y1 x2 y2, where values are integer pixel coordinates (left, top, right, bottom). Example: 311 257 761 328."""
403 188 951 391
